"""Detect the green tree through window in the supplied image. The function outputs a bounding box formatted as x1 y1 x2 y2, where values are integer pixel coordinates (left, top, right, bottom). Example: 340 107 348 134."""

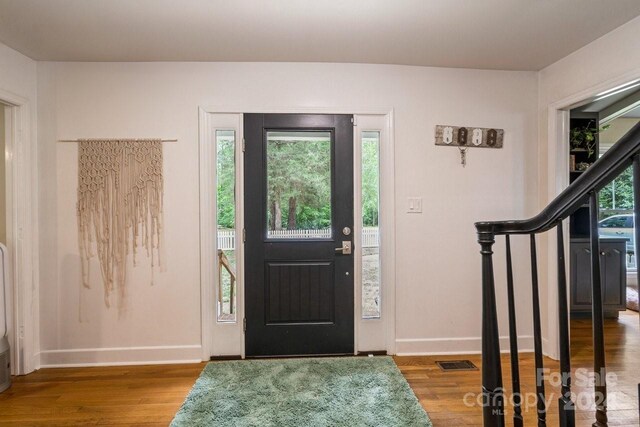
266 132 332 231
599 165 633 213
216 132 381 231
217 135 236 229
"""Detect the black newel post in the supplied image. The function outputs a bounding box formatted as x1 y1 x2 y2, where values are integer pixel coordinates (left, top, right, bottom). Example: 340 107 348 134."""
479 230 505 427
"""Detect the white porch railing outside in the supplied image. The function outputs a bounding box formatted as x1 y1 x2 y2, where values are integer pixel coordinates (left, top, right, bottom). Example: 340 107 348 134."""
217 230 235 250
362 227 379 248
217 227 379 250
267 229 332 239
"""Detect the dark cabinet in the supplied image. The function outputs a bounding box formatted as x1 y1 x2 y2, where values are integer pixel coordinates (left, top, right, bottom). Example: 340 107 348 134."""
570 238 627 316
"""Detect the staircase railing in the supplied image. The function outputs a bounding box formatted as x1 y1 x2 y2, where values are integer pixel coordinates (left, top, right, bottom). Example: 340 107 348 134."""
476 121 640 427
217 249 236 315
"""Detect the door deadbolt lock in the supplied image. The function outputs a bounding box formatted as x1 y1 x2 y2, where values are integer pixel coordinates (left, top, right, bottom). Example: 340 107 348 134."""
335 241 352 255
342 227 351 236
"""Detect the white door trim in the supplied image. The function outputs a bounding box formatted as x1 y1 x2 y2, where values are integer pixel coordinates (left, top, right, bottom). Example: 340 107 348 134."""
199 106 396 358
198 111 245 359
545 69 640 360
0 89 38 374
353 114 396 354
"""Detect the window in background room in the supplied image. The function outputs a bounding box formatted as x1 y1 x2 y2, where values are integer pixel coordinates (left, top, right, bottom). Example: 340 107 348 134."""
598 117 640 271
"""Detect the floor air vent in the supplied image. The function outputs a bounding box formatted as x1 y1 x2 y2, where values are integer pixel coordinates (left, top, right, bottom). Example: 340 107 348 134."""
435 360 478 371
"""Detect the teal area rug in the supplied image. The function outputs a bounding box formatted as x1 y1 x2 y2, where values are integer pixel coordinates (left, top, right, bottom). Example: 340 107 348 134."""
171 356 432 427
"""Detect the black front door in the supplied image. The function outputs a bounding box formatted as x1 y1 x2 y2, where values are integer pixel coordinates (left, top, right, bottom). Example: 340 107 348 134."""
244 114 354 357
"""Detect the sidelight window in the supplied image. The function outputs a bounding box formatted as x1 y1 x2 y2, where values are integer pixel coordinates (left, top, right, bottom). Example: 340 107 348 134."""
361 131 381 319
216 130 237 322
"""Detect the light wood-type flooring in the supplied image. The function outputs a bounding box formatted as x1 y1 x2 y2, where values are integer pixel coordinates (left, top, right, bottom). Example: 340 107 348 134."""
0 311 638 426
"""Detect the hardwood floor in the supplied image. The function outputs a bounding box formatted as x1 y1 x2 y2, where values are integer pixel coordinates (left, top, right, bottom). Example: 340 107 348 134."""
398 310 640 426
0 311 638 426
0 363 205 426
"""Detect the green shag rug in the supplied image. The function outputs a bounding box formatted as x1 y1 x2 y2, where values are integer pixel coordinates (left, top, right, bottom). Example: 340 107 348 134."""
171 356 432 427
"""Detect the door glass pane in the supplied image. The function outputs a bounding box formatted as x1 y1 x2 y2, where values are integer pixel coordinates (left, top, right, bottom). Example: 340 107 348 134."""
216 130 237 322
361 131 381 319
266 131 332 239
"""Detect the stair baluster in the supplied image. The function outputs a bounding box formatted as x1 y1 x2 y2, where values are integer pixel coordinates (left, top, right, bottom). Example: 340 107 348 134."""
476 122 640 426
530 235 547 427
506 235 524 427
589 191 608 427
556 223 575 427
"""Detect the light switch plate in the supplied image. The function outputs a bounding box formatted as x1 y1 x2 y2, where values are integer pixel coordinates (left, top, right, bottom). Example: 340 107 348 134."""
407 197 423 213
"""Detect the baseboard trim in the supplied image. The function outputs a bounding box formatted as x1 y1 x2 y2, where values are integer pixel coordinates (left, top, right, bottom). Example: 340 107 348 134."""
395 335 534 356
357 350 387 356
209 355 242 361
39 344 203 368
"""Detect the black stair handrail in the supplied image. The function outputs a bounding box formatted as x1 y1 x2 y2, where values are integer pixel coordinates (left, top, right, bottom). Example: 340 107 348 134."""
476 121 640 427
476 121 640 236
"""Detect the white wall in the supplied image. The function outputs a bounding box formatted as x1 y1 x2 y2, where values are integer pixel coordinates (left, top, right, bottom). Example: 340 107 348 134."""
539 15 640 204
538 15 640 358
16 12 640 368
0 106 5 244
36 61 538 365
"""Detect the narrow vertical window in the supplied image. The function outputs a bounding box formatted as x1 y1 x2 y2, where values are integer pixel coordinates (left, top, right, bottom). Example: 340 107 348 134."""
216 130 236 322
362 131 381 319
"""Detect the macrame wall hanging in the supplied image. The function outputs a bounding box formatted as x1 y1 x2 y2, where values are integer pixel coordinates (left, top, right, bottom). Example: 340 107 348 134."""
77 139 164 307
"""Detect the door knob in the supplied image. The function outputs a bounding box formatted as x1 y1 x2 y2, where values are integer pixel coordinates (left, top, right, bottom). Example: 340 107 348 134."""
335 241 352 255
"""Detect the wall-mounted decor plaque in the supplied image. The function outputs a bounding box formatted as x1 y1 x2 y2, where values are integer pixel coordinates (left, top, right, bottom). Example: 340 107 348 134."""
435 125 504 148
435 125 504 166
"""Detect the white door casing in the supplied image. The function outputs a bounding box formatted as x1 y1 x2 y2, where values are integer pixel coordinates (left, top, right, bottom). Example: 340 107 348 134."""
0 89 38 374
199 107 395 358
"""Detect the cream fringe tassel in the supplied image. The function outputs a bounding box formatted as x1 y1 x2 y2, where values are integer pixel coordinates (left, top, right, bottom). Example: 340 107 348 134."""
77 139 163 308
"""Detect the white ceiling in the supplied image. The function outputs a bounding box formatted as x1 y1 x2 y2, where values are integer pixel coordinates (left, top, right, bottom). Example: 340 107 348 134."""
575 86 640 113
574 85 640 120
1 0 639 70
624 106 640 118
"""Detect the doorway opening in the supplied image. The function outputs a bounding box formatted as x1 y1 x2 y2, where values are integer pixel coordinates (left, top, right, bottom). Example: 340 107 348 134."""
543 77 640 422
567 84 640 322
0 100 23 375
559 83 640 414
243 114 354 357
0 103 8 376
200 109 395 359
0 105 7 247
